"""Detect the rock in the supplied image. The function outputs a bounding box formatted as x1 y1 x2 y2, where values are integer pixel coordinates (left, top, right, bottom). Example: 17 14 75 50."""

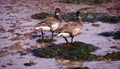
0 25 5 32
0 51 10 57
86 29 89 31
24 59 37 66
92 23 100 27
7 29 15 33
1 47 9 51
30 45 37 49
10 36 24 41
24 43 30 45
4 6 13 10
1 36 8 39
24 32 33 38
6 60 16 66
17 50 27 56
24 48 32 53
9 42 23 50
25 5 32 9
110 46 120 50
1 64 6 68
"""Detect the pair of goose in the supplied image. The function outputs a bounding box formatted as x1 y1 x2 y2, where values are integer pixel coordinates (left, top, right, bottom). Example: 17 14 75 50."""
35 8 83 43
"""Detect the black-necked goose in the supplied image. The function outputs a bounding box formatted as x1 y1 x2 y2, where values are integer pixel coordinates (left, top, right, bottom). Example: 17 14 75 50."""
35 8 62 39
58 11 83 43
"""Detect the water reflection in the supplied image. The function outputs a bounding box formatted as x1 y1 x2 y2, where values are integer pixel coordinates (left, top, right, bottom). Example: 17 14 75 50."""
40 42 54 48
37 40 84 68
55 57 83 68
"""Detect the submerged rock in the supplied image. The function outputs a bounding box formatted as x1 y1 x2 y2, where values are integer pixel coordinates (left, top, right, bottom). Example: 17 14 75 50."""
24 59 36 66
99 31 120 40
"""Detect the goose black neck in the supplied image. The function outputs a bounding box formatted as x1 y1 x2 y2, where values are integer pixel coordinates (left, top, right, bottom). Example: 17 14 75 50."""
55 8 61 20
55 14 62 22
55 15 61 19
77 16 81 21
77 17 81 22
77 16 83 26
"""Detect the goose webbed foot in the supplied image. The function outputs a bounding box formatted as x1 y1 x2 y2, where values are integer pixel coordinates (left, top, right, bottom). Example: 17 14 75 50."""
41 30 44 39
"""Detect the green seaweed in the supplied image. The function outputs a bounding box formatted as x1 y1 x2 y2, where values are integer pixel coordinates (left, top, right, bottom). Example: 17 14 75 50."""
32 42 99 61
98 31 114 37
61 12 92 22
31 12 52 20
31 11 120 23
59 0 82 4
36 38 56 43
61 12 120 23
32 41 120 61
104 52 120 61
99 16 120 23
59 0 110 5
61 12 77 22
99 31 120 40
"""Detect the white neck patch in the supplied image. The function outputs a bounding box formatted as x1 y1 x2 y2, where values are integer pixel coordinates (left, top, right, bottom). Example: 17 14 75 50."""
56 13 59 15
78 16 82 18
58 33 70 37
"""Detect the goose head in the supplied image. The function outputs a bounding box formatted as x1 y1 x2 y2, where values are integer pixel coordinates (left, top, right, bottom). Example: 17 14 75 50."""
55 8 61 17
76 11 81 19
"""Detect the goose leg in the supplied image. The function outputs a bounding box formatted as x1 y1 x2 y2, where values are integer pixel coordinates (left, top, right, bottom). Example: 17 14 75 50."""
41 30 44 39
63 37 69 43
71 36 74 43
51 31 54 39
70 33 74 42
